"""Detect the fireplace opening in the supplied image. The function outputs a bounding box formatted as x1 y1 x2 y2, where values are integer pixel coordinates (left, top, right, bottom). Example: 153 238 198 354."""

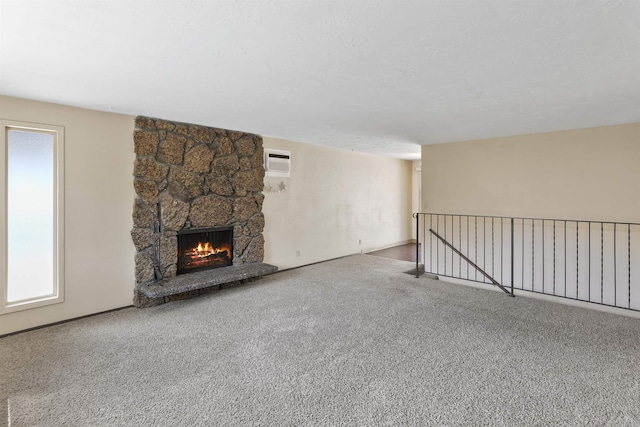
177 226 233 275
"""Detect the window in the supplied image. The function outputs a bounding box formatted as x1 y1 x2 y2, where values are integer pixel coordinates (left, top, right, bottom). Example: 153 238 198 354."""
1 120 64 313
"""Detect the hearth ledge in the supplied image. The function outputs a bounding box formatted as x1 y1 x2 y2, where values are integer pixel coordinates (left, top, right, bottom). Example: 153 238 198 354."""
137 263 278 300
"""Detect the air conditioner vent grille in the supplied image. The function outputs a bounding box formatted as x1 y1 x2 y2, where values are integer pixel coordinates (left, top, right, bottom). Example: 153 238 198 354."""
264 149 291 177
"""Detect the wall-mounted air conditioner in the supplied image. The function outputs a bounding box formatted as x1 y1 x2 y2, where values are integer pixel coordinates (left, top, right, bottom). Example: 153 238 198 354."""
264 149 291 177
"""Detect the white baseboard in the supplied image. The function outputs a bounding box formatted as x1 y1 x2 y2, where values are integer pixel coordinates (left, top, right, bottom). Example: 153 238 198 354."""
430 275 640 320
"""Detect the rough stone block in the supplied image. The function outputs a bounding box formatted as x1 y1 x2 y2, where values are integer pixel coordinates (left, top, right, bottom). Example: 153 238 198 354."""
189 195 233 227
159 233 177 268
160 193 190 231
133 199 156 228
238 157 251 171
184 144 214 173
134 179 159 206
243 235 265 263
135 251 155 283
163 264 177 278
189 124 217 144
135 116 156 130
233 170 264 193
168 167 205 200
212 154 239 176
185 138 195 153
233 197 259 222
134 157 169 182
206 175 234 196
227 130 244 141
133 290 165 308
250 149 264 169
155 119 177 131
235 135 256 156
217 138 235 156
175 124 189 136
254 192 265 211
134 130 159 156
158 133 187 165
247 213 265 236
233 235 251 259
131 228 155 251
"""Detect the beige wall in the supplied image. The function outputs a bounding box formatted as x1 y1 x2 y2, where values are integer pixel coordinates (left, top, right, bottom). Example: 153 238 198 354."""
411 160 421 239
262 137 413 270
421 123 640 223
0 96 135 335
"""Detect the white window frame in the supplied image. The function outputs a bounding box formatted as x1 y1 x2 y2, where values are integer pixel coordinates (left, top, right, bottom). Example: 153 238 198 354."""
0 120 65 314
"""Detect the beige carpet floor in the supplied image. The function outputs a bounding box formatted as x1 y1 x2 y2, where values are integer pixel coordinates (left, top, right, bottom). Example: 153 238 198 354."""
1 254 639 426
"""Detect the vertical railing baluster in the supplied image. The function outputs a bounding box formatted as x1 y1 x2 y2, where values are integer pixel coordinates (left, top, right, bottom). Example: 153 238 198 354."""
629 224 631 309
483 217 486 283
491 217 495 276
424 215 427 273
564 220 567 297
466 216 470 280
451 215 454 277
542 219 545 294
511 218 514 296
475 216 478 281
614 223 617 307
415 213 419 278
436 214 440 275
522 219 525 289
532 220 535 291
443 215 447 276
601 222 604 304
501 217 504 285
589 222 591 302
553 220 556 295
458 216 462 277
576 222 579 299
429 214 432 274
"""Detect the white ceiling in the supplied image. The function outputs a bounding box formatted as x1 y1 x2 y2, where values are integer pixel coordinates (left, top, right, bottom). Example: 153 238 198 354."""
1 1 639 160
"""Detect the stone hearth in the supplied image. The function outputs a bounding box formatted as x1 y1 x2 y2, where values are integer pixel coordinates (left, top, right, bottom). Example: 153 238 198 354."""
134 263 278 308
131 116 276 307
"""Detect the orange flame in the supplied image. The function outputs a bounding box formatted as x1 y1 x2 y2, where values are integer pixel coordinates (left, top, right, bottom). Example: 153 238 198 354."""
188 242 230 258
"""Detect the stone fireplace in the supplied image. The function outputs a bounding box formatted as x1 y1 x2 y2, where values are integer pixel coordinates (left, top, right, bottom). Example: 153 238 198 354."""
131 116 276 307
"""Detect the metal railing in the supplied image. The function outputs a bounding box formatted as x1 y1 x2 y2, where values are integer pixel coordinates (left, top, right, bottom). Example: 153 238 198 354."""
414 213 640 311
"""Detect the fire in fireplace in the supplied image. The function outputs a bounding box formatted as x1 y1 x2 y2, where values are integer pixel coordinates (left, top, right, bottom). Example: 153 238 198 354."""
177 226 233 275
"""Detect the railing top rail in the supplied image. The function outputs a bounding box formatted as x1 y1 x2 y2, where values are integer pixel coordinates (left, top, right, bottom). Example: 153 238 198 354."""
412 212 640 227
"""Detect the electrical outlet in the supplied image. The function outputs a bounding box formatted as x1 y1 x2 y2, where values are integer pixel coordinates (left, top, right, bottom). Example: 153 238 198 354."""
359 239 362 245
296 250 300 257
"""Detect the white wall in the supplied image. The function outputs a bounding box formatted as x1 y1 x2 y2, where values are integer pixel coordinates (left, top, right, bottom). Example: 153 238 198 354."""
0 97 414 334
421 123 640 222
0 96 135 335
262 137 413 270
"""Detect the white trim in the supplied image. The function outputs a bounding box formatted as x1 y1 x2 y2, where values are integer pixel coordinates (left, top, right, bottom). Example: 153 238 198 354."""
0 120 65 314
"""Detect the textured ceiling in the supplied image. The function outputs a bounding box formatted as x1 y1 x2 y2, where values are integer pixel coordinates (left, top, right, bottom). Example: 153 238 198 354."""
1 1 639 159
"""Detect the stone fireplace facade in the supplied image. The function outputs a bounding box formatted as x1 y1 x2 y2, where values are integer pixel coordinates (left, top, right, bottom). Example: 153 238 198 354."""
131 116 266 302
